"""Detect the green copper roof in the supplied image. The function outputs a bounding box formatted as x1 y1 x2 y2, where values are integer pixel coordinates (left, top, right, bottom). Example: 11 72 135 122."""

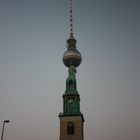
65 66 78 94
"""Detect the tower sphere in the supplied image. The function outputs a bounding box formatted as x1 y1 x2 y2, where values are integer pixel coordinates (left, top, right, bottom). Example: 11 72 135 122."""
63 38 82 67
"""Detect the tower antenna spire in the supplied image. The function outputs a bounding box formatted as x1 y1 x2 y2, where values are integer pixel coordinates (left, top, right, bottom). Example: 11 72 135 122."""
70 0 74 38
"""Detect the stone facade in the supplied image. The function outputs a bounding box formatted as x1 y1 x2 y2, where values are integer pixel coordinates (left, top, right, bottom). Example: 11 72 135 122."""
59 116 84 140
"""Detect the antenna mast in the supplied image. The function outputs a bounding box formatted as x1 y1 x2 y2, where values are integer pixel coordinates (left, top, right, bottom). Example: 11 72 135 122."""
70 0 74 38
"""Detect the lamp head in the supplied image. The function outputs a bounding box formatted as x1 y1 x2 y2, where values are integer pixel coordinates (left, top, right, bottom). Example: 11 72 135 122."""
4 120 10 123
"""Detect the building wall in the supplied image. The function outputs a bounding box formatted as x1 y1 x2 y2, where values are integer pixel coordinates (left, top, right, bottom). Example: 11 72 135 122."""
59 116 84 140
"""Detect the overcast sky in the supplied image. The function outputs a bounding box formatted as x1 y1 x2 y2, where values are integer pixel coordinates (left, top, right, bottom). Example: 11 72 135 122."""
0 0 139 140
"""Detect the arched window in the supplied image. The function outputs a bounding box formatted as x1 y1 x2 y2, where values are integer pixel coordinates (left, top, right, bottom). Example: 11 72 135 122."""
67 122 75 135
66 81 69 90
74 80 76 89
69 80 73 90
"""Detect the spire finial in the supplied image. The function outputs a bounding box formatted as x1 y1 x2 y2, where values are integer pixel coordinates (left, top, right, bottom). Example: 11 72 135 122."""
70 0 74 38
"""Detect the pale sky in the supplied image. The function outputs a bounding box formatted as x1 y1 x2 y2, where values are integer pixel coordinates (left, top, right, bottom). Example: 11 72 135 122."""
0 0 139 140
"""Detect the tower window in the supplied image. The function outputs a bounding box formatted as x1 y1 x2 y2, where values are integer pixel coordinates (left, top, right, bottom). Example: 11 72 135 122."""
69 80 73 90
67 122 75 135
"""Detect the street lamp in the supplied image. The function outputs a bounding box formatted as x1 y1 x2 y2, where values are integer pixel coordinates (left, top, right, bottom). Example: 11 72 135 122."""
1 120 10 140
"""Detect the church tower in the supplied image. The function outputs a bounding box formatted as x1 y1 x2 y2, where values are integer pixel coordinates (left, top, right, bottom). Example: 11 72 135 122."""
59 0 84 140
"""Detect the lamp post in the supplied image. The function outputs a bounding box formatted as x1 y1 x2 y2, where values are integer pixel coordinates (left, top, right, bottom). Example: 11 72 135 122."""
1 120 10 140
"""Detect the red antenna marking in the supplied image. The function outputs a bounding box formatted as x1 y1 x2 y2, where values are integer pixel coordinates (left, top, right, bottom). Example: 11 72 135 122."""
70 0 74 38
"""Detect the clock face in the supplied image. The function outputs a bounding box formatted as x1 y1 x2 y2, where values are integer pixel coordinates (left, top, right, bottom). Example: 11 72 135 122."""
68 99 73 103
